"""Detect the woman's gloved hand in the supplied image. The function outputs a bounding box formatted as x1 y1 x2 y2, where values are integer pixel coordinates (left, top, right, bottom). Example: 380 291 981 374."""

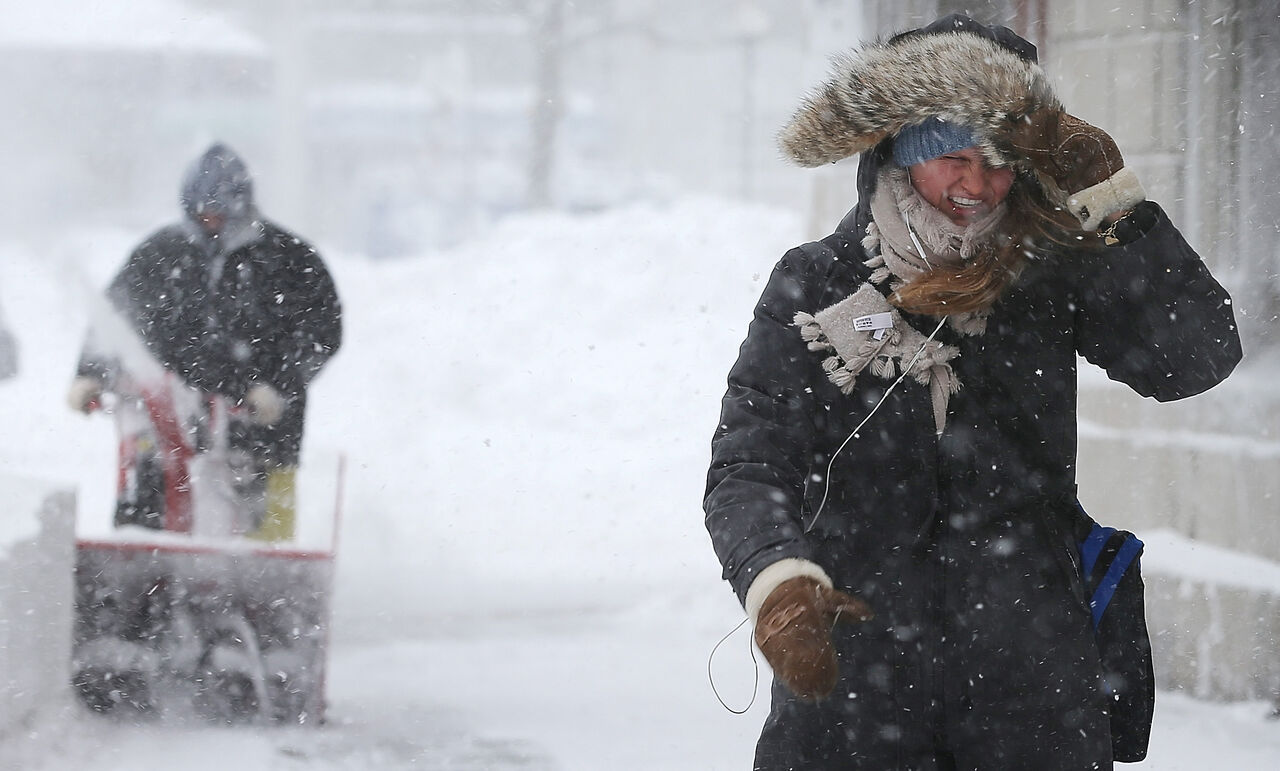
754 576 874 701
1001 109 1146 230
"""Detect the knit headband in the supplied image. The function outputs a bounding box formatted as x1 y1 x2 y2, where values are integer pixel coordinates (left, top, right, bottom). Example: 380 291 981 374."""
892 118 977 167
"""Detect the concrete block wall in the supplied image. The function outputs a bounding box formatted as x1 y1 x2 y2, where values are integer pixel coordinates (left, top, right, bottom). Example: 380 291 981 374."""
1048 0 1209 242
1146 574 1280 700
1077 369 1280 563
1138 529 1280 700
1078 368 1280 701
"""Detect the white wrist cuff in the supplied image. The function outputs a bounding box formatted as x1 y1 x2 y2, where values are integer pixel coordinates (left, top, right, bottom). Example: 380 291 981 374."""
1067 166 1146 231
744 558 833 623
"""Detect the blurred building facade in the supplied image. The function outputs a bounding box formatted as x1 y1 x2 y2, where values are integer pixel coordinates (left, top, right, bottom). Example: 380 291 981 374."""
197 0 829 255
855 0 1280 703
2 0 835 258
0 2 271 242
0 1 806 256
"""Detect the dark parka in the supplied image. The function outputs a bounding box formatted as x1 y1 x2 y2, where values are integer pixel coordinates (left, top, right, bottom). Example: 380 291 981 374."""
703 19 1242 771
79 148 341 467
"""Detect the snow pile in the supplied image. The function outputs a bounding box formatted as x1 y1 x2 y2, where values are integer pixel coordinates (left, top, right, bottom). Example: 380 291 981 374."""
0 481 74 740
302 197 798 624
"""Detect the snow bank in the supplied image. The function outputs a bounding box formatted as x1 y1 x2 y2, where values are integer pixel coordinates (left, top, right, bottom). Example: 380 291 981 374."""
0 477 75 741
303 196 799 627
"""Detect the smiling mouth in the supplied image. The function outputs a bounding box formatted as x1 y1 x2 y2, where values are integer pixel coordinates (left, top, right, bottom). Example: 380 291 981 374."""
950 196 983 207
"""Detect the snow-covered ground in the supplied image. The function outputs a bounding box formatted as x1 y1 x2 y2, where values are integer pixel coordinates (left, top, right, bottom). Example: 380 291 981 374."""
3 198 1280 769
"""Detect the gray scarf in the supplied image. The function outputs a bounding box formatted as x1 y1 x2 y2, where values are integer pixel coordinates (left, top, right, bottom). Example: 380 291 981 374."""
794 166 1009 434
863 165 1005 337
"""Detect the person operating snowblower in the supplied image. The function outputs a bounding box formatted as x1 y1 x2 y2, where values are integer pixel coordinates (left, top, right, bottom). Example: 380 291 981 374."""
64 143 343 722
68 142 342 540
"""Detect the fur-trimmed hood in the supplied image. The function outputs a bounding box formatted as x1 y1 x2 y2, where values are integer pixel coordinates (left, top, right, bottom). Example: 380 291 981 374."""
778 15 1058 171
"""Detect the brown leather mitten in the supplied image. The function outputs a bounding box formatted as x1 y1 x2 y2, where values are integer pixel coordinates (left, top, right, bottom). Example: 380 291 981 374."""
753 576 874 701
1003 109 1123 193
1001 108 1145 230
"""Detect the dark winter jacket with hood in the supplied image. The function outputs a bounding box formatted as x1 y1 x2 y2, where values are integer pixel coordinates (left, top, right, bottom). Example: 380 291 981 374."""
704 16 1241 769
78 144 342 466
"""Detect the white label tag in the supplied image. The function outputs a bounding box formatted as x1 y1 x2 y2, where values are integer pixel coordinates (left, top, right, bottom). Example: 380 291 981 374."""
853 312 893 332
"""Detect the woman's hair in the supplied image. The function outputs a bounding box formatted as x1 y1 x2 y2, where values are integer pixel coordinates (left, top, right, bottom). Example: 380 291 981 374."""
889 173 1100 316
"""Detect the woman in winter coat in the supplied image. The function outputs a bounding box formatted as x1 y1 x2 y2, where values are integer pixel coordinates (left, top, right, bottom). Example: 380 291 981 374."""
703 15 1241 770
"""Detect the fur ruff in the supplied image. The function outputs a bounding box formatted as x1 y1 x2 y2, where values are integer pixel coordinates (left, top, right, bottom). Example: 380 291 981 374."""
778 30 1060 168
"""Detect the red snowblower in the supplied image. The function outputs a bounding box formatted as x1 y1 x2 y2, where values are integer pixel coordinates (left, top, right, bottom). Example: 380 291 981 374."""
71 372 343 725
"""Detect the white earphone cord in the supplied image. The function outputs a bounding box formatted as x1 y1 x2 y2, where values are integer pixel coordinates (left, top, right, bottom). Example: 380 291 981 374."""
806 215 945 532
711 216 947 714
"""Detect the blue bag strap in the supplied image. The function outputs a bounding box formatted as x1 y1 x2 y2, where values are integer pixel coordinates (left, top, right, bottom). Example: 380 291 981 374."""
1089 533 1144 630
1080 522 1115 577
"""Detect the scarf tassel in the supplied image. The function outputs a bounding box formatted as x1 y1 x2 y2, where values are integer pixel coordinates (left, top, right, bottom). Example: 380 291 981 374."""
795 312 833 352
870 356 896 379
862 222 881 254
927 363 962 436
829 365 857 394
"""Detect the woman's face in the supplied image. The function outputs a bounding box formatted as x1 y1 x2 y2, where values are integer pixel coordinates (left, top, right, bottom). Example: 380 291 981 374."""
907 147 1015 226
